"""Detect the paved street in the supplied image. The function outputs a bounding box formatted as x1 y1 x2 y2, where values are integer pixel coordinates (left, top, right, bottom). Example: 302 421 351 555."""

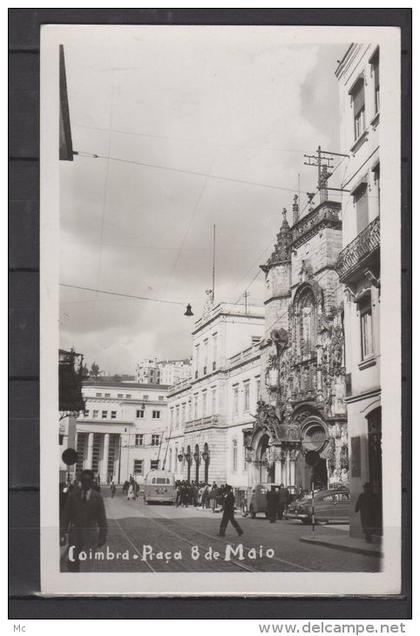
61 488 381 573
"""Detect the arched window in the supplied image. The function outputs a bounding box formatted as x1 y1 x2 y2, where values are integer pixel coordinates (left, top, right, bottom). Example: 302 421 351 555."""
298 289 317 360
232 439 238 472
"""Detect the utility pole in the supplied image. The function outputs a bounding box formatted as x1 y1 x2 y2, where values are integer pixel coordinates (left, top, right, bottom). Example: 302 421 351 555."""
304 146 350 201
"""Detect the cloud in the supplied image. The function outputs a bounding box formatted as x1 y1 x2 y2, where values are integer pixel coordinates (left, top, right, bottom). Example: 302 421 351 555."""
60 29 340 374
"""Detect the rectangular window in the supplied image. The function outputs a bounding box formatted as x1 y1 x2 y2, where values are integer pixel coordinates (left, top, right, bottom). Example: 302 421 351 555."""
233 385 239 415
175 405 180 427
194 394 198 419
203 339 208 375
150 460 159 470
354 183 369 234
255 376 261 400
111 411 117 419
371 49 380 114
195 344 200 378
125 394 132 399
151 434 160 446
133 459 143 475
143 395 149 400
101 410 108 419
212 333 218 370
359 295 374 360
104 393 110 398
135 434 144 447
152 410 160 419
136 409 144 418
117 393 123 398
95 393 102 397
243 381 250 412
211 387 217 414
159 395 164 401
187 400 192 421
84 410 89 417
351 78 365 140
92 410 98 418
373 163 380 213
181 403 186 424
202 390 208 417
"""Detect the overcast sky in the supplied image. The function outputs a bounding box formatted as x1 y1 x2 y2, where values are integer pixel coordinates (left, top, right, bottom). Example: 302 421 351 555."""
59 27 345 375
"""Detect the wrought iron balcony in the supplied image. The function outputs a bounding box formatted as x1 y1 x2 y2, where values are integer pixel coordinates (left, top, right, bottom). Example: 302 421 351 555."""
336 216 380 283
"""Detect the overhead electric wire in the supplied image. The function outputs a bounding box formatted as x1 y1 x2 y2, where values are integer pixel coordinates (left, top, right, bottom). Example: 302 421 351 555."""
73 122 316 156
60 283 185 306
73 149 317 195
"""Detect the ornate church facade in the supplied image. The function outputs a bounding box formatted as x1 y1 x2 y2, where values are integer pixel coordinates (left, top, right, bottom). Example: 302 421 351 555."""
244 194 349 491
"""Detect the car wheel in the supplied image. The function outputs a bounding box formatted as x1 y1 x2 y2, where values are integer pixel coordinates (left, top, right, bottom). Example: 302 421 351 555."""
250 505 256 519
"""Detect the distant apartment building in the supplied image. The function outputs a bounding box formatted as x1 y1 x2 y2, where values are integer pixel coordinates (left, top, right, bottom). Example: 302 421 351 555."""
70 379 169 484
135 358 191 386
158 359 192 386
166 302 265 487
335 44 382 538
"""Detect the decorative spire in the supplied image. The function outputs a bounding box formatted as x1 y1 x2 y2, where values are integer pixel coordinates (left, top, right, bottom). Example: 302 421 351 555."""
261 207 292 273
292 194 299 225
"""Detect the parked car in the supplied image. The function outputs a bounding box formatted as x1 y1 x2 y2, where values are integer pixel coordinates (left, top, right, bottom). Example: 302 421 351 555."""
248 483 274 518
285 487 350 524
248 483 295 518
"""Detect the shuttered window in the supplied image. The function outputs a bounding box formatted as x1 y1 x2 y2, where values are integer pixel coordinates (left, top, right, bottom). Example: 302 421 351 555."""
354 183 369 234
351 78 366 140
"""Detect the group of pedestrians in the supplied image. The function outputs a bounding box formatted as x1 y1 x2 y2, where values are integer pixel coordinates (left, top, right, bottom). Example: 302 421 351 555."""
266 484 292 523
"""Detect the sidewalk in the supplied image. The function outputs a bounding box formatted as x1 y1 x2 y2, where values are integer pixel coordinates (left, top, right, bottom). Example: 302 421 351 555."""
299 530 383 557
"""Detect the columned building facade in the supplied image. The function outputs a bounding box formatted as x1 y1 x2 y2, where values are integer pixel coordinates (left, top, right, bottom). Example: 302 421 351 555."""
72 380 169 484
336 44 382 538
244 198 348 491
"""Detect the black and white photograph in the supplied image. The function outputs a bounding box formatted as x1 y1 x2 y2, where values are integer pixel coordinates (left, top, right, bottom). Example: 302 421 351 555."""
39 24 402 596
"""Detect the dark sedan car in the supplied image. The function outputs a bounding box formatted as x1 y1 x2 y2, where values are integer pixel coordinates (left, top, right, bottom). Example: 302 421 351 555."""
285 487 350 524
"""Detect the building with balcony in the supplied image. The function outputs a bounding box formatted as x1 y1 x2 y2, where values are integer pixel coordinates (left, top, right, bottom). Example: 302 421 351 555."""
336 44 382 539
244 191 348 491
70 379 169 485
166 303 264 486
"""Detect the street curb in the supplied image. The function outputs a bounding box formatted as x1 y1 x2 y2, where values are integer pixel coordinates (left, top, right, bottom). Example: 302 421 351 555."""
299 536 383 558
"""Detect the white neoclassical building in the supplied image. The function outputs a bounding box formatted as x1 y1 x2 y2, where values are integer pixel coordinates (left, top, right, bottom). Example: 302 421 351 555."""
166 302 265 487
68 379 170 484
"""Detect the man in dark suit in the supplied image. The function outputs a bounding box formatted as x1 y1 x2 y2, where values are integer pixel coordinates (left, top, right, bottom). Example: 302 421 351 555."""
60 469 108 572
218 485 243 537
266 486 278 523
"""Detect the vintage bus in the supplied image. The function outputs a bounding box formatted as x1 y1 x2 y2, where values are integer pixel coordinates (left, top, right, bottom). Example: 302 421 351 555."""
143 470 177 505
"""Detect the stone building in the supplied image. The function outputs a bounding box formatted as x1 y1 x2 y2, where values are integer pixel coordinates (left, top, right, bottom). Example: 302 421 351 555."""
166 302 264 486
72 379 169 485
244 195 348 491
135 357 192 386
335 44 382 538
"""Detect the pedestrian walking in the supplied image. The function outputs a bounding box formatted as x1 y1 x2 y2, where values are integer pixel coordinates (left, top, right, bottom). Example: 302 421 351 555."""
60 469 107 572
218 485 243 537
127 483 136 500
277 484 289 520
266 486 278 523
110 481 116 498
355 482 379 543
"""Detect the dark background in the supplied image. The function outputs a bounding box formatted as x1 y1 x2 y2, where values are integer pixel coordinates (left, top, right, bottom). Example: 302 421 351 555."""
8 7 412 620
